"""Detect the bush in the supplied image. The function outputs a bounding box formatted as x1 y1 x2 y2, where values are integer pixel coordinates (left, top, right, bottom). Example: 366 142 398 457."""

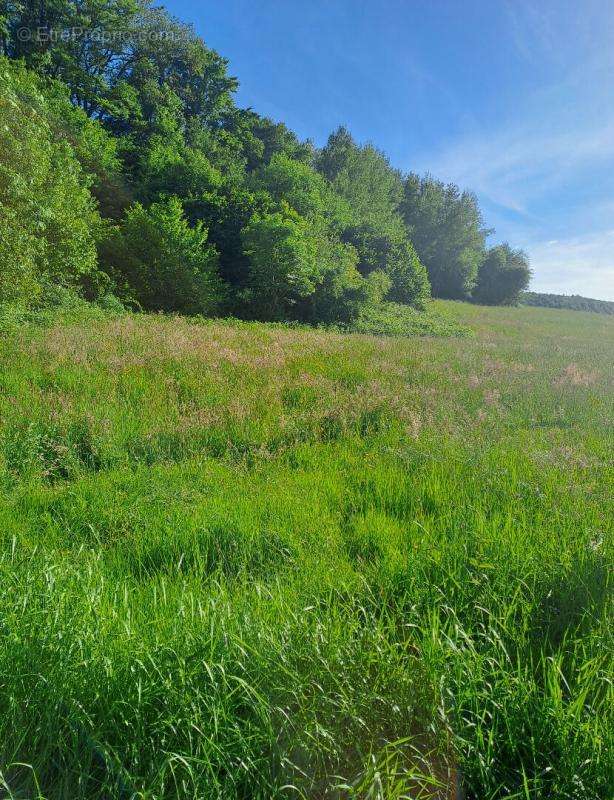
100 197 224 314
307 264 389 327
240 204 398 326
346 301 472 337
0 287 124 333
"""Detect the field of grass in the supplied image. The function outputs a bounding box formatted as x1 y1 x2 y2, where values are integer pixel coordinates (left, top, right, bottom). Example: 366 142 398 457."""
0 301 612 799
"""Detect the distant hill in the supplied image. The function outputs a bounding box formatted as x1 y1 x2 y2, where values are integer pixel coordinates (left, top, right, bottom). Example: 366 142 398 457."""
521 292 614 315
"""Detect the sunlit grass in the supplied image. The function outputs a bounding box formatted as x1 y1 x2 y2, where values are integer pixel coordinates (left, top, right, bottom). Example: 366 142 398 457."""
0 301 612 798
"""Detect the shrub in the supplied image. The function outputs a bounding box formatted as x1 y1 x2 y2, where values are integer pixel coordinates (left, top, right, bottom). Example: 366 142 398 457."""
347 301 472 337
100 197 224 314
308 253 383 325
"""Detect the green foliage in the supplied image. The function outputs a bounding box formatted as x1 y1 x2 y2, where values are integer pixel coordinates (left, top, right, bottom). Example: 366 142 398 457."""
99 197 223 314
238 110 314 169
317 126 403 229
0 0 533 325
246 153 393 323
0 57 101 305
4 0 237 130
0 286 124 335
252 152 342 222
343 223 430 306
401 173 487 298
472 243 531 305
240 205 321 319
316 128 431 307
522 291 614 314
186 185 275 296
134 135 224 205
41 78 128 219
306 241 369 325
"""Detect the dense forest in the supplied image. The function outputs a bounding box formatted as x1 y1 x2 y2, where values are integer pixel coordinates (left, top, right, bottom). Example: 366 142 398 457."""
521 292 614 315
1 0 532 325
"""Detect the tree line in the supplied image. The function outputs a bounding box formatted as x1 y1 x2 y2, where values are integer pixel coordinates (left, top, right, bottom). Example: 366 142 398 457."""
0 0 532 324
521 292 614 315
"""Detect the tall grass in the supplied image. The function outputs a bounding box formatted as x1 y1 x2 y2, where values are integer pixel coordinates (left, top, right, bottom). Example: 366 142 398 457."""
0 302 612 798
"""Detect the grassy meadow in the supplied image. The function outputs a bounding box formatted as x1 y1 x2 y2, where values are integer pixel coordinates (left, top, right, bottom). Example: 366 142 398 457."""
0 301 612 799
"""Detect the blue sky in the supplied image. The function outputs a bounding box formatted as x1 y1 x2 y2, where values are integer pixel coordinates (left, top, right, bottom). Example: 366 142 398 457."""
167 0 614 300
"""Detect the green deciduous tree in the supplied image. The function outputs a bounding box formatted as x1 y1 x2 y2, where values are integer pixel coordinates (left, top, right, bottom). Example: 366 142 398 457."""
4 0 237 130
99 196 223 314
0 57 101 305
240 205 321 320
401 173 487 299
316 128 430 307
317 126 403 230
472 244 531 306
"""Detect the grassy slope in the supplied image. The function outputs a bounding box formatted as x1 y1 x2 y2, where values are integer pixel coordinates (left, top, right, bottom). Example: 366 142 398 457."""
0 301 612 799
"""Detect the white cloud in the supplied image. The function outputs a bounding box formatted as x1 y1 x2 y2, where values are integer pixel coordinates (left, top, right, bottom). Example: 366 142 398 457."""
417 124 614 299
528 230 614 300
413 119 614 217
410 2 614 224
503 1 559 63
407 51 614 300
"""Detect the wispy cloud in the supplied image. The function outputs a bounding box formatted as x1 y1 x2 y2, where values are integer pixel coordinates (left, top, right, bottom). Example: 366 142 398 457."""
503 1 560 63
528 230 614 300
417 121 614 299
414 119 614 217
408 1 614 300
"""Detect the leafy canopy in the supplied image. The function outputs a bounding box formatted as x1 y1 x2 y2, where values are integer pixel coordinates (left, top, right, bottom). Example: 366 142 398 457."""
473 244 531 306
401 173 488 299
0 58 102 305
0 2 528 320
99 196 223 314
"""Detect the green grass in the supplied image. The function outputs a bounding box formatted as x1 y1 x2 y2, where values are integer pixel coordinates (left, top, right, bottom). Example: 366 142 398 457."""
0 301 612 799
